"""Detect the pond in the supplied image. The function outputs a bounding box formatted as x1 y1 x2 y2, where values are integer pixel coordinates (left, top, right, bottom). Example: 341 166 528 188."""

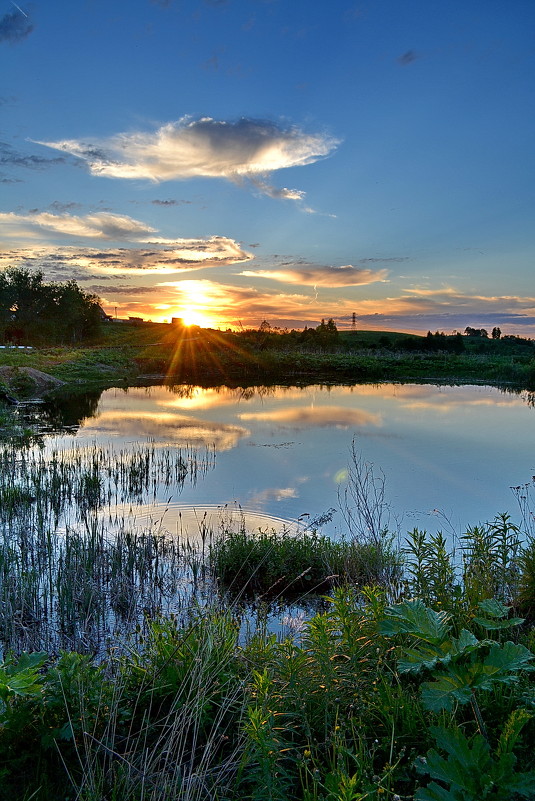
37 380 535 543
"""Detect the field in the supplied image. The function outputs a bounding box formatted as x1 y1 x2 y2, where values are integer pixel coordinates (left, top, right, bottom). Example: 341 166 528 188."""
0 322 534 397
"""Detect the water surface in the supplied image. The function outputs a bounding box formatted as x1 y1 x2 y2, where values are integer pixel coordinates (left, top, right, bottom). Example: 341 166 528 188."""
40 382 534 541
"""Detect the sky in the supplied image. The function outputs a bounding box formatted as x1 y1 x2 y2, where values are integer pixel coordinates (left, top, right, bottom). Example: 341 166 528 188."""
1 0 534 334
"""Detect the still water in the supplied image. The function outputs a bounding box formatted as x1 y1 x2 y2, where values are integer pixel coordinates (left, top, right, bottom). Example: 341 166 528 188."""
38 381 534 542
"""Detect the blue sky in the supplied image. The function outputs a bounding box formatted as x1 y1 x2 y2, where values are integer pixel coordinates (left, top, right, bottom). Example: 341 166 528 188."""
1 0 534 333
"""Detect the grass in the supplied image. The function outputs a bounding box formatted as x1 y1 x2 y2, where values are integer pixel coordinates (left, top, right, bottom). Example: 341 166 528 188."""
1 321 534 393
0 429 534 798
0 441 215 654
1 582 534 800
210 527 402 600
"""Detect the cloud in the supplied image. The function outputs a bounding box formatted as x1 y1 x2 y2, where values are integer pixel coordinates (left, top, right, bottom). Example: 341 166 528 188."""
249 178 306 201
0 141 67 170
239 406 382 430
81 410 249 451
0 238 254 277
0 209 254 275
35 116 339 199
0 211 158 240
87 284 163 295
0 9 33 44
397 50 419 66
241 263 388 287
48 201 84 213
151 198 191 206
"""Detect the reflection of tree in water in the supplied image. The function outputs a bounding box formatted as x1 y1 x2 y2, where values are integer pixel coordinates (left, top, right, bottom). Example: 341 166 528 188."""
31 389 104 433
164 381 279 401
499 386 535 408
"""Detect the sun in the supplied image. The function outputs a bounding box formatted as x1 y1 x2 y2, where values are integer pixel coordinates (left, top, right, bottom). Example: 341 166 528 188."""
180 308 211 328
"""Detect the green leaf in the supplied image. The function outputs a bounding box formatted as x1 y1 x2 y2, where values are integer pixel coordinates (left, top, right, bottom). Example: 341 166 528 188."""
415 728 491 800
4 651 47 675
398 630 480 675
477 598 509 618
481 641 534 681
398 644 450 674
506 771 535 797
421 674 472 712
414 781 460 800
379 599 450 643
473 617 525 630
430 726 490 767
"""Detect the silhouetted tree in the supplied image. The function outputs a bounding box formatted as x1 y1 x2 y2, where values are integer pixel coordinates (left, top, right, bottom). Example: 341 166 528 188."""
0 267 102 345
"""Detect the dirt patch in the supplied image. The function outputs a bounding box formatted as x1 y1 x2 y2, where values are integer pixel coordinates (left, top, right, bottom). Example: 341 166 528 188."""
0 366 65 397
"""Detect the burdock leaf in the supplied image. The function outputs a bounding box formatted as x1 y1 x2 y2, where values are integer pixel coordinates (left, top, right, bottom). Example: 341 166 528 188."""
477 598 509 618
421 674 472 712
481 642 534 681
379 599 450 643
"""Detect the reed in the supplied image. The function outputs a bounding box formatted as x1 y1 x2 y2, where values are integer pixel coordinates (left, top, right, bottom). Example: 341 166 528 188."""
0 441 215 654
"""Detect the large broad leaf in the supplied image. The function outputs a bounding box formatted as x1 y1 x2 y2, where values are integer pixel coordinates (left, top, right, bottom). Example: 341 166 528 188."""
398 630 480 675
0 652 47 703
421 673 472 712
473 616 525 631
414 781 461 800
483 641 534 676
398 644 451 674
379 599 450 643
477 598 510 619
4 651 47 675
506 772 535 797
415 728 491 800
474 599 524 631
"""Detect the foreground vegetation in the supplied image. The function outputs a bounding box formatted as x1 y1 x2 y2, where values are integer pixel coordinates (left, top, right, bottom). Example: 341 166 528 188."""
0 431 535 799
1 561 535 800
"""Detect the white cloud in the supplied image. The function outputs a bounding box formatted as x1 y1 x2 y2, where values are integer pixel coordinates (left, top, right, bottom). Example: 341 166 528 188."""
0 211 157 241
35 116 339 199
241 264 389 287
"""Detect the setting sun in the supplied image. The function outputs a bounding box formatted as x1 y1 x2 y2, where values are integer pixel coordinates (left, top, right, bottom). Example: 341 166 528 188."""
180 308 211 328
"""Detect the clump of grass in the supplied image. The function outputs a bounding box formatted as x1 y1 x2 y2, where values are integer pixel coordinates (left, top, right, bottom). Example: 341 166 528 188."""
210 526 402 600
0 441 215 654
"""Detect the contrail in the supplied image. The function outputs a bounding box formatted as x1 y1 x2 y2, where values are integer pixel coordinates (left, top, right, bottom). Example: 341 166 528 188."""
11 1 28 17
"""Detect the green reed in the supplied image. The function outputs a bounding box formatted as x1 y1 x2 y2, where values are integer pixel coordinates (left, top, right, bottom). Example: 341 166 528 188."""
0 442 215 655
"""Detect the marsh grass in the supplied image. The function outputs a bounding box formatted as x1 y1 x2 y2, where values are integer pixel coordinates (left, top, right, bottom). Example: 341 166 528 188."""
0 442 215 654
210 526 402 601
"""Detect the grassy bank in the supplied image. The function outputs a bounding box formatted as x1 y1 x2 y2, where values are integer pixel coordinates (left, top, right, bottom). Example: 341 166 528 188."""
0 322 534 398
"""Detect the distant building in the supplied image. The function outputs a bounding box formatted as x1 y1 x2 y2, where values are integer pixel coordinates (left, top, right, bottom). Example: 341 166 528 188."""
171 317 184 327
97 305 113 321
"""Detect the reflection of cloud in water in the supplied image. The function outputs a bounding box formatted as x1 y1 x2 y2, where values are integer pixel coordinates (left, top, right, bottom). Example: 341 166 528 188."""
239 406 381 429
103 502 300 542
249 487 298 504
334 383 523 410
82 411 249 450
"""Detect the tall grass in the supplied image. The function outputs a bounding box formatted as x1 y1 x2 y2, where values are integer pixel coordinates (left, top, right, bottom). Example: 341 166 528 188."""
0 442 215 654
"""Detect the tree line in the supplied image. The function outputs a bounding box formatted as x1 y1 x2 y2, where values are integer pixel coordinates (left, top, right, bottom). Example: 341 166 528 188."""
0 268 103 346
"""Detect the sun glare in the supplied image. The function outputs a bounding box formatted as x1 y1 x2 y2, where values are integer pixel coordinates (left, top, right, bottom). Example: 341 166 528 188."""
180 309 210 327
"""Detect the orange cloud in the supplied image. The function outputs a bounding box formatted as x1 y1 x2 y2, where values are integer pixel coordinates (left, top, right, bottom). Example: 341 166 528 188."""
239 405 382 429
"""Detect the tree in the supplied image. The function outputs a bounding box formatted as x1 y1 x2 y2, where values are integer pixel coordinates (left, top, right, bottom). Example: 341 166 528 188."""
0 267 102 345
492 326 502 340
